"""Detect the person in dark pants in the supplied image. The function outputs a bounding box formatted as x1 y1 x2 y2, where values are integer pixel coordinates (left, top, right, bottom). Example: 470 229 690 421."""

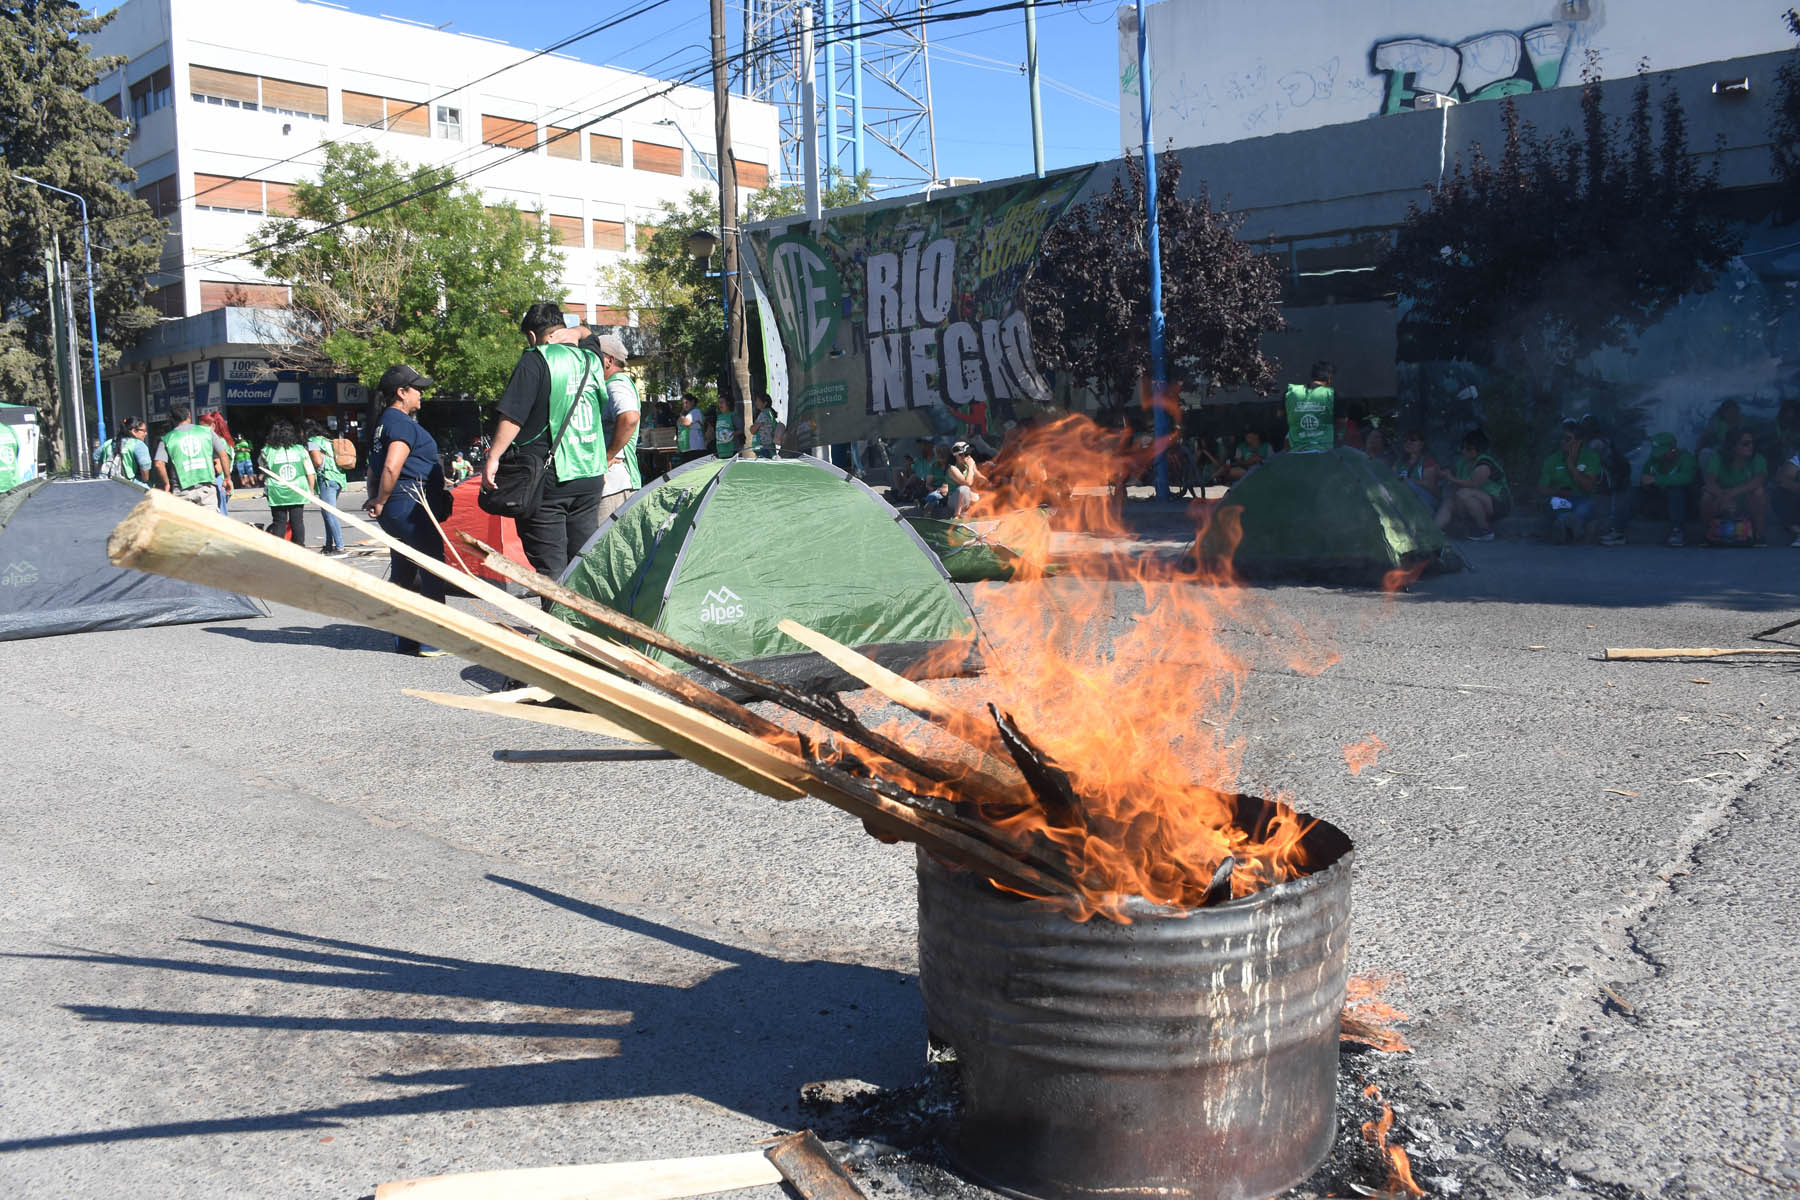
482 301 608 601
258 419 314 544
365 363 450 657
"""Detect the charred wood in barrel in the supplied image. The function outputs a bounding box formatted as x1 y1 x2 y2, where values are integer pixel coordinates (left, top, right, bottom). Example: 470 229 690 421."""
988 704 1087 833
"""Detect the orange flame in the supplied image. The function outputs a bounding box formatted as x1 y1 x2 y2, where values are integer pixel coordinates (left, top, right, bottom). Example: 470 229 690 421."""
1342 735 1387 777
1361 1087 1427 1197
1341 972 1412 1052
870 415 1338 922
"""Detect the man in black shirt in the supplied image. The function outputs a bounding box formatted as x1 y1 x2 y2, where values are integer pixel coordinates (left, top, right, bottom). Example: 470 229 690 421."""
484 301 607 589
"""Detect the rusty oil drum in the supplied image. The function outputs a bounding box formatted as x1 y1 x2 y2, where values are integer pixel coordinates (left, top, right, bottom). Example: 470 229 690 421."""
916 797 1353 1200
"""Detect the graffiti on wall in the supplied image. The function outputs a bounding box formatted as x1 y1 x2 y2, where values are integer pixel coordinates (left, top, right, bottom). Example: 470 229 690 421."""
1371 24 1573 114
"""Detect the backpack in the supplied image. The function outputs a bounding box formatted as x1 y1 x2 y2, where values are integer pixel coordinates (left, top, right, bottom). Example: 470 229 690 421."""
331 436 357 470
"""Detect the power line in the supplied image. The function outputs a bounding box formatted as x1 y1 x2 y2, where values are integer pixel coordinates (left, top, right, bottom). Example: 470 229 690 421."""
179 0 675 208
179 0 1089 274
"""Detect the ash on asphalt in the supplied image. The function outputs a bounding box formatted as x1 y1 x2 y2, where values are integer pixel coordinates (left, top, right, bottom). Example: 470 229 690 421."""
790 1046 1640 1200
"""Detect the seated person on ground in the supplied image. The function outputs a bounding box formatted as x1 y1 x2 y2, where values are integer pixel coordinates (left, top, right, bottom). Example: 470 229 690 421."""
891 454 927 505
921 443 953 512
1578 413 1632 546
947 440 981 518
1700 399 1742 455
1217 429 1271 485
1537 421 1604 542
1637 434 1697 547
1437 428 1509 540
1395 430 1438 510
1361 422 1390 469
1699 427 1769 545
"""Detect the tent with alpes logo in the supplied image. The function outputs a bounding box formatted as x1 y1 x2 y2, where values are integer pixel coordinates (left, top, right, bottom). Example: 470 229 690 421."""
554 456 982 690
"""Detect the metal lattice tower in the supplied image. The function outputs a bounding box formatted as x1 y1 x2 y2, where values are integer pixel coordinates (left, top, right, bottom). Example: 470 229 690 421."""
743 0 940 194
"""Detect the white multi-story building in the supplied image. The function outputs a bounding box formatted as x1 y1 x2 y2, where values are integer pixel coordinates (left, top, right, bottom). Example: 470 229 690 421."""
85 0 778 422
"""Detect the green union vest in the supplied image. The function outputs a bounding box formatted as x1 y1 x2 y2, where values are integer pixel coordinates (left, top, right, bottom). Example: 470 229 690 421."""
261 443 310 506
1284 384 1334 454
164 424 217 489
537 344 606 484
604 369 642 491
306 435 345 486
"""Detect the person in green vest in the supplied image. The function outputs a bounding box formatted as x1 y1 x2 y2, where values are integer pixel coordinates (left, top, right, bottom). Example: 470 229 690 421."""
587 331 641 521
751 393 778 458
677 393 707 464
233 434 257 487
153 402 231 507
485 301 609 590
1636 433 1698 547
1537 421 1604 543
304 420 346 554
96 417 151 485
1699 426 1769 545
714 404 739 459
259 419 315 544
1284 361 1335 454
1436 427 1510 541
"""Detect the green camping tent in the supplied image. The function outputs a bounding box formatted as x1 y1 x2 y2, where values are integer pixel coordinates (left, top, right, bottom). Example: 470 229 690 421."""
904 509 1049 582
1197 447 1458 584
555 456 983 690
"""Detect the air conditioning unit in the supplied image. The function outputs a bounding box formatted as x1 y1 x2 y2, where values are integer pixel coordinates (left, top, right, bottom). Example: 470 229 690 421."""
1414 92 1459 110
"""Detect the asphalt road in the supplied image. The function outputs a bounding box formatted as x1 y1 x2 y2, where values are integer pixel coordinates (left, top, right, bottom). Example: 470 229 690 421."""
1 491 1795 1199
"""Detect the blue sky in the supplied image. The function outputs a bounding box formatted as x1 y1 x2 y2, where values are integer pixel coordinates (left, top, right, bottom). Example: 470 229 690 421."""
333 0 1127 189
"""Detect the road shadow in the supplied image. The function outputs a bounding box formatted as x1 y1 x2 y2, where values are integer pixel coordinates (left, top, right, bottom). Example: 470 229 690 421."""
202 623 397 653
0 875 920 1151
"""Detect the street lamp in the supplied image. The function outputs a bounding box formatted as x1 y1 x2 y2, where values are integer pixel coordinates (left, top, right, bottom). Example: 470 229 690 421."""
685 228 719 262
16 175 107 470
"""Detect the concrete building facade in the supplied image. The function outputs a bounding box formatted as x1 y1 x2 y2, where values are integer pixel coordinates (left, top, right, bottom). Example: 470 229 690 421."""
84 0 778 428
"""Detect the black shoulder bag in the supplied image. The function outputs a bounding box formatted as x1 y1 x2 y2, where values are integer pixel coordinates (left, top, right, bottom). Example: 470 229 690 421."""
479 355 593 519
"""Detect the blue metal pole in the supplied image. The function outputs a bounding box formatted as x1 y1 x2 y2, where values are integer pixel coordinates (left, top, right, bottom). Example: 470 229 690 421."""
850 0 865 176
1136 0 1169 501
20 175 107 457
823 0 838 186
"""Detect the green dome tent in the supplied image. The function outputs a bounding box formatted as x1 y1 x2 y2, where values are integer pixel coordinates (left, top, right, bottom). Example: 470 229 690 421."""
554 456 983 690
904 507 1052 582
1197 447 1460 584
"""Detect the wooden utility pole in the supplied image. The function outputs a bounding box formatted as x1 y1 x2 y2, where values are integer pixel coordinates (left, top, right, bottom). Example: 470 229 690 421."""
711 0 753 451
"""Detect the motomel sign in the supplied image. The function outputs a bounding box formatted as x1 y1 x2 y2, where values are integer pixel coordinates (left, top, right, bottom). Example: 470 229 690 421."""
220 358 278 404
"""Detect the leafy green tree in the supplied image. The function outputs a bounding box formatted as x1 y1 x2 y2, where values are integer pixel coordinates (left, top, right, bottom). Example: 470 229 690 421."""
1772 8 1800 220
1023 153 1285 409
600 187 725 397
0 1 162 468
747 168 876 220
247 142 562 398
1384 70 1739 429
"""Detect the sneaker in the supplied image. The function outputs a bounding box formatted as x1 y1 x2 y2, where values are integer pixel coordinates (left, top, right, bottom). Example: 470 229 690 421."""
1667 529 1685 547
1598 531 1627 546
1467 530 1495 542
1790 533 1800 548
414 645 451 658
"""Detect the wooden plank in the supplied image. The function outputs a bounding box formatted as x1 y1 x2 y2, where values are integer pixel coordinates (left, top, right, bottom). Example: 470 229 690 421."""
1603 647 1800 660
764 1131 869 1200
374 1149 783 1200
403 688 648 743
107 490 804 801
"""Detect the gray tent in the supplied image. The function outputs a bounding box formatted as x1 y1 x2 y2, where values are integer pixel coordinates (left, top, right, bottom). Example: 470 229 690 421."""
0 478 264 640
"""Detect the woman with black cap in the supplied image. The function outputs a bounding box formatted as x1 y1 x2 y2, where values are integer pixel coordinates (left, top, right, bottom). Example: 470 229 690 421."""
364 363 450 657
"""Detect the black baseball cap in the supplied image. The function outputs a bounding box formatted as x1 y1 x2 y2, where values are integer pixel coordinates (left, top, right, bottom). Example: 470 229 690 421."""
378 364 435 394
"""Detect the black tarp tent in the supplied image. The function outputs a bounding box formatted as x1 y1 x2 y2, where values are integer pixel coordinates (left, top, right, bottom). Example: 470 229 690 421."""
0 478 264 640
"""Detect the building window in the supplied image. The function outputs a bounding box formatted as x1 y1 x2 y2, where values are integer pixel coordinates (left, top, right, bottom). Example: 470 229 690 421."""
343 91 427 136
689 150 718 180
193 173 288 215
136 174 180 220
592 219 626 251
102 93 122 119
199 281 291 312
437 105 462 140
188 65 324 120
482 114 536 150
545 213 583 246
129 66 173 119
738 160 770 189
632 141 682 176
589 133 623 167
545 126 580 160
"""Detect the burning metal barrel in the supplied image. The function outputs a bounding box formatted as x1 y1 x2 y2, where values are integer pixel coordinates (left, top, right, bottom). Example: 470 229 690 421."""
917 797 1353 1200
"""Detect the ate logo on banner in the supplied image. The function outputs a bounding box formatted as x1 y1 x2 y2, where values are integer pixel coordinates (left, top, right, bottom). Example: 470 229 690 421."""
768 234 843 368
698 586 746 626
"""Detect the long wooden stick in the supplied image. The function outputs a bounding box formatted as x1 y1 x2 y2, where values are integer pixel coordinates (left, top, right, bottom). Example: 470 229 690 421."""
403 688 648 743
374 1149 783 1200
109 492 1075 898
109 490 803 800
460 532 975 785
1603 647 1800 660
776 618 1009 759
